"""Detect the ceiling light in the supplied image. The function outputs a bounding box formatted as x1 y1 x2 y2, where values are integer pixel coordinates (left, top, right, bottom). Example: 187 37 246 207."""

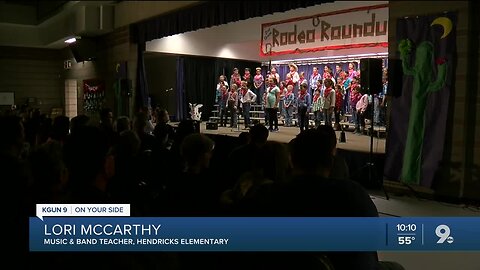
65 38 77 44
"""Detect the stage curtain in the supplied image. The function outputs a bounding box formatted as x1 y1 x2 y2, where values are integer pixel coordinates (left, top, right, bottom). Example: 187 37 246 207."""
182 56 216 121
384 12 457 188
179 56 260 121
135 42 150 110
131 1 330 44
175 57 186 121
131 0 331 116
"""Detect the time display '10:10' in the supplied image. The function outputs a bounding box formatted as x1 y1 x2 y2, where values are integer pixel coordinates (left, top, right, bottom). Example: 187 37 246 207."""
397 224 417 232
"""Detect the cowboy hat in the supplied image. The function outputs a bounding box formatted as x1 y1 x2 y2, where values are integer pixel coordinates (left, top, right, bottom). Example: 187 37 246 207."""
288 63 298 71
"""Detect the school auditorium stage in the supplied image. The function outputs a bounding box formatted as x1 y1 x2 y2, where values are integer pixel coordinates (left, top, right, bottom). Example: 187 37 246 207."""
201 123 386 154
199 122 388 189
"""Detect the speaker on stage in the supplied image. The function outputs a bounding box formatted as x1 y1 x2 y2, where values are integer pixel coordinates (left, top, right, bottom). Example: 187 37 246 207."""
387 58 403 97
69 38 97 63
339 129 346 143
178 119 200 134
206 122 218 130
360 58 383 94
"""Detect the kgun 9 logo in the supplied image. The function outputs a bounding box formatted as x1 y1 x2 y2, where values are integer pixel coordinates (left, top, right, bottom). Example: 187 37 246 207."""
435 225 454 244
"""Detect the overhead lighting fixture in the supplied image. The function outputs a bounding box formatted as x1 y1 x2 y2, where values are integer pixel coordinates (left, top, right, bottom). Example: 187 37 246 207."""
65 37 77 44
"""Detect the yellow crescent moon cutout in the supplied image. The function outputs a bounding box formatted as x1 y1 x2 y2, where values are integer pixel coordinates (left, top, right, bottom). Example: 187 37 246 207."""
431 17 452 39
116 63 120 72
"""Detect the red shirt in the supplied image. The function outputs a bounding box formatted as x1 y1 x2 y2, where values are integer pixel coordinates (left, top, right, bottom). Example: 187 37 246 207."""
285 79 294 87
231 74 241 87
335 90 343 110
350 91 361 108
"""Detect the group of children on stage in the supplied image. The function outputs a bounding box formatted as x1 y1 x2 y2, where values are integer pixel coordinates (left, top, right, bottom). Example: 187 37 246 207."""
215 62 388 133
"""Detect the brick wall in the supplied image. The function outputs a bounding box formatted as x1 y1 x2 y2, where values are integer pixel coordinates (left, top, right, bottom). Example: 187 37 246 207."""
0 46 64 115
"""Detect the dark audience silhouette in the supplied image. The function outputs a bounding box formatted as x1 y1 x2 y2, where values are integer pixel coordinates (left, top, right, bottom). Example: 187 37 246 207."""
3 106 403 269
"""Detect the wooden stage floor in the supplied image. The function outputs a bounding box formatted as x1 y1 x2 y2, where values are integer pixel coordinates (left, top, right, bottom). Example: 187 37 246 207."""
199 122 386 154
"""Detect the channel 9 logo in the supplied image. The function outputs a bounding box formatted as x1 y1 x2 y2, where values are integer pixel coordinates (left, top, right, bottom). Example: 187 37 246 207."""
436 224 454 244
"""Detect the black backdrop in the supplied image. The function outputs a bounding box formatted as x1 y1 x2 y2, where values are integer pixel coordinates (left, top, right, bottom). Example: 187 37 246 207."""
178 55 260 121
153 57 390 121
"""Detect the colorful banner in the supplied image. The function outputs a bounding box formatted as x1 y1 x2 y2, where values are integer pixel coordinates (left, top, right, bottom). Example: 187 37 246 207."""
260 4 388 56
30 217 480 251
83 79 105 113
384 12 457 187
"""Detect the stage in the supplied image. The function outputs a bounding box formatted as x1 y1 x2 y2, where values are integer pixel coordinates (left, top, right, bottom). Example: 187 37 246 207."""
200 123 386 154
193 122 388 188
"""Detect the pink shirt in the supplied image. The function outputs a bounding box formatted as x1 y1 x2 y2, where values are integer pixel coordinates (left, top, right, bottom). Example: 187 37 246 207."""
253 74 264 89
348 69 358 79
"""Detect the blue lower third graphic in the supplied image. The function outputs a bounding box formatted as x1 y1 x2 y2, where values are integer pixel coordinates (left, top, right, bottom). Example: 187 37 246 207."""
29 217 480 251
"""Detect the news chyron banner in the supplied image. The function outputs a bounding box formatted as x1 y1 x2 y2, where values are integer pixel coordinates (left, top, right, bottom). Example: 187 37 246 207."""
31 204 480 251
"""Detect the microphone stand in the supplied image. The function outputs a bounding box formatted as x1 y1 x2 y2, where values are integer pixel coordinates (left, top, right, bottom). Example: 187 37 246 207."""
231 105 242 133
366 88 389 200
351 87 389 200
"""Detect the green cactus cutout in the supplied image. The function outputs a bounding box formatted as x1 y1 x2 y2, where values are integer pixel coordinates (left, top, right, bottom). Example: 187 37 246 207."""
398 39 447 185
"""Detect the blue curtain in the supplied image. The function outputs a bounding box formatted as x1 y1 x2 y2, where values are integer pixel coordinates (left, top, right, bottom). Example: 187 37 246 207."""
270 63 352 84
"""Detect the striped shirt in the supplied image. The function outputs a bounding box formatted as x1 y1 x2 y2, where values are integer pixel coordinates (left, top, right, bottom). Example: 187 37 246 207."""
312 93 323 112
284 91 295 107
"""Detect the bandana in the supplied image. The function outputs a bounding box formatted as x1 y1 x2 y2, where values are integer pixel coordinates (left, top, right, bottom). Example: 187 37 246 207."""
299 90 307 100
324 87 333 98
241 88 247 96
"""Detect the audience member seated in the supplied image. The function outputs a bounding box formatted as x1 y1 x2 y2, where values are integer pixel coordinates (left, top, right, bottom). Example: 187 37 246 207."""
170 119 198 155
317 124 350 180
165 133 221 216
231 129 377 270
28 140 68 203
115 115 131 134
224 141 291 213
36 114 53 147
48 115 70 145
153 109 175 149
238 131 251 145
266 129 379 270
63 126 115 203
98 108 115 146
23 107 41 148
166 133 225 270
151 121 182 188
70 114 90 134
109 130 142 203
226 124 269 190
133 111 156 152
1 115 29 268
